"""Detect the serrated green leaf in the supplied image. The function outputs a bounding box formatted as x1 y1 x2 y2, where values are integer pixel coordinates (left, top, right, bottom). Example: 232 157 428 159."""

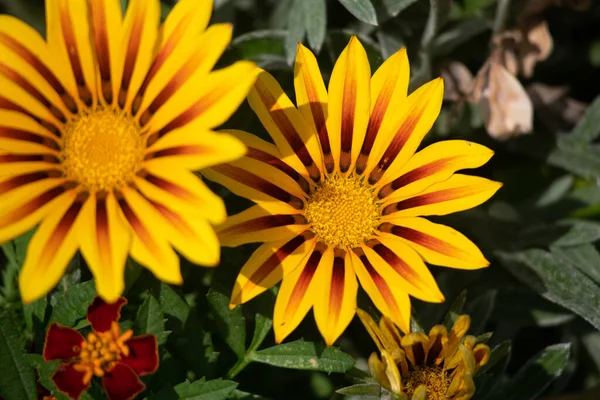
548 138 600 179
49 280 96 327
491 344 570 400
552 243 600 285
285 0 306 64
167 379 238 400
303 0 326 52
338 0 378 25
23 296 47 334
251 340 355 372
158 282 190 323
207 289 246 358
443 290 467 329
28 355 73 400
465 290 496 335
499 249 600 331
336 383 381 397
0 311 37 400
135 294 169 345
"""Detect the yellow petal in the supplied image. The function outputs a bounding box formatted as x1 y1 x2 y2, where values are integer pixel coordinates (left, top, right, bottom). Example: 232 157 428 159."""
273 242 328 343
119 186 181 284
368 353 392 392
377 140 494 202
294 43 334 174
314 249 358 345
217 202 307 247
350 247 411 333
18 190 80 303
230 233 316 307
0 110 60 155
248 69 322 182
411 385 428 400
400 331 430 366
379 217 489 270
327 36 371 173
367 78 444 186
78 192 131 303
381 174 502 218
357 47 409 176
381 349 403 395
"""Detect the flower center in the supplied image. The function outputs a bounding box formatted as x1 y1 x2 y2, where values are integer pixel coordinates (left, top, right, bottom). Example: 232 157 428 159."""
304 175 379 248
61 109 145 191
403 366 451 400
74 322 133 383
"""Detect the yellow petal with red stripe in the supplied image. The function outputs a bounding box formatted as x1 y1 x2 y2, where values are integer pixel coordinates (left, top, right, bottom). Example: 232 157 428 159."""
350 248 411 333
78 192 131 303
327 36 371 174
314 250 358 346
356 47 409 176
273 243 329 343
0 110 60 155
378 140 494 202
18 190 80 303
368 77 444 186
248 70 322 182
379 217 489 269
230 233 316 308
381 174 502 218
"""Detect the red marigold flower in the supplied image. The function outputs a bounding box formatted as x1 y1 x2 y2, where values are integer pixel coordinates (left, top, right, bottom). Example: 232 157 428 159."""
43 297 158 400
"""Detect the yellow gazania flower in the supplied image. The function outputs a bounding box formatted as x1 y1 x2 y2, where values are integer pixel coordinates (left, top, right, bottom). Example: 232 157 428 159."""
204 37 501 345
0 0 257 303
357 309 491 400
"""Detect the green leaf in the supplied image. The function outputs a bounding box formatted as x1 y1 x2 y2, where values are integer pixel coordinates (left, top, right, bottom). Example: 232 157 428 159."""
166 379 238 400
443 290 467 329
23 296 47 334
303 0 326 52
547 138 600 179
336 383 381 397
552 243 600 285
135 294 169 345
567 95 600 143
285 0 306 64
229 389 270 399
492 344 570 400
249 313 272 352
372 0 420 20
551 220 600 247
157 283 190 323
251 340 355 373
465 290 496 336
28 355 74 400
479 340 511 375
498 249 600 331
431 17 491 57
338 0 378 25
226 30 287 70
207 289 247 358
536 175 574 207
49 280 96 326
0 311 37 400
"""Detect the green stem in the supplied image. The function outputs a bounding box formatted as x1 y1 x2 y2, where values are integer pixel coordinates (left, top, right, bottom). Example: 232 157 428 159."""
226 353 254 379
493 0 511 35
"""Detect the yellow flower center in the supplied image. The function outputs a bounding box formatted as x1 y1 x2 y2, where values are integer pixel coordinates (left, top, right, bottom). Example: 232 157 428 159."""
61 109 145 191
304 175 379 248
74 322 133 384
403 366 451 400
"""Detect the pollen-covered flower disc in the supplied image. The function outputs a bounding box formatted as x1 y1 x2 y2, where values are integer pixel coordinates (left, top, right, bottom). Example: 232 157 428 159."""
204 37 502 345
0 0 257 303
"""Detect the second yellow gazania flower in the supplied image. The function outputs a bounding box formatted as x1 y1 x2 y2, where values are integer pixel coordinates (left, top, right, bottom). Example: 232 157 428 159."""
205 37 502 345
0 0 257 303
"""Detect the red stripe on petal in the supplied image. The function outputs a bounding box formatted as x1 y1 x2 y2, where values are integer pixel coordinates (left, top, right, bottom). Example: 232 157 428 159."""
96 197 114 269
150 200 195 237
0 127 56 146
0 33 77 112
246 146 310 194
389 225 467 260
90 1 112 103
339 65 357 173
0 186 65 228
328 256 345 327
38 201 82 271
382 186 483 215
0 154 56 163
120 8 145 105
212 164 304 209
87 296 127 333
144 173 197 203
52 362 90 400
285 247 322 318
0 97 62 135
103 363 146 400
220 214 303 237
0 172 49 196
369 240 423 290
43 323 85 361
254 81 320 181
355 249 402 317
121 335 159 375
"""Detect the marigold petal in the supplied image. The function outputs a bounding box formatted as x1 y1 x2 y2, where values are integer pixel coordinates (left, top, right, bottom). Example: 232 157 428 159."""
230 233 316 308
273 242 328 343
327 36 371 173
87 296 127 333
78 193 131 303
52 362 90 400
43 323 85 361
314 250 358 346
120 335 159 376
379 217 489 270
102 362 146 400
18 190 80 304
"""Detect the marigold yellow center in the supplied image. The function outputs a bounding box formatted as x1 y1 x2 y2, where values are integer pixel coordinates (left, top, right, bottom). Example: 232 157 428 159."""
74 321 133 384
61 109 145 191
304 175 379 248
403 366 450 400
